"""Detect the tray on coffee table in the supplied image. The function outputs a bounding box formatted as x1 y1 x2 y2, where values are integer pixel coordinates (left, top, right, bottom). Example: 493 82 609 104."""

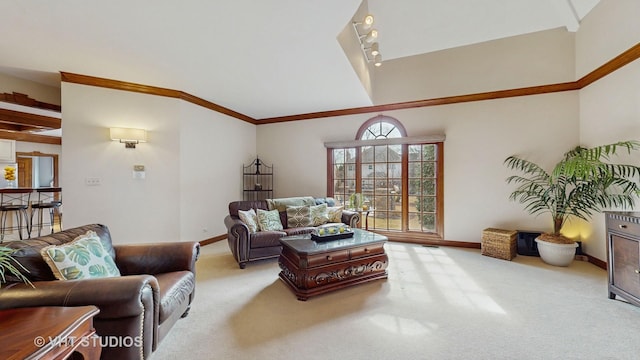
310 231 354 242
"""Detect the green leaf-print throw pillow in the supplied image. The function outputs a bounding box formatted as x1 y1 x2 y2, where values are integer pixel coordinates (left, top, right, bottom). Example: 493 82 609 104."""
256 208 284 231
41 230 121 280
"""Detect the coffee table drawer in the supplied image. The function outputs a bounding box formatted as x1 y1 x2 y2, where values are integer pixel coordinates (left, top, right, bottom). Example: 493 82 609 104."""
351 243 385 259
307 249 349 267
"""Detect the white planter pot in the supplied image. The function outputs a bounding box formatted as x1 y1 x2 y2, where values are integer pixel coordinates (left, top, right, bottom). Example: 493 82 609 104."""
534 237 578 267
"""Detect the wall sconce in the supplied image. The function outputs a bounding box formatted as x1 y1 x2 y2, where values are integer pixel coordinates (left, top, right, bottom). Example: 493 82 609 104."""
352 13 383 67
110 127 147 149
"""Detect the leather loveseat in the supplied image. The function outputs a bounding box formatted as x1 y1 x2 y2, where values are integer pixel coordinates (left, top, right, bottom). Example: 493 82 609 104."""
0 224 199 360
224 196 359 269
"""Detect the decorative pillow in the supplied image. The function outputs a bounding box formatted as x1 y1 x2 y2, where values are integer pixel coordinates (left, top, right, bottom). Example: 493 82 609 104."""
310 203 329 226
238 208 259 233
327 206 344 223
256 208 284 231
286 205 313 228
40 231 121 281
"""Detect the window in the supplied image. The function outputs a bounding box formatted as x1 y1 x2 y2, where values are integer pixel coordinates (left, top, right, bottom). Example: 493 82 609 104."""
327 116 444 243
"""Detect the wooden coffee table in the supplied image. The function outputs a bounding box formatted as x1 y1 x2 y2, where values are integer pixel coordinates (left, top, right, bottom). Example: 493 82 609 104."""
0 306 101 360
278 228 388 301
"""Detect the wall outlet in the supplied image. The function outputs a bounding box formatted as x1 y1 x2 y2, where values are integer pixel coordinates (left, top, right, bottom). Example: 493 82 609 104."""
85 177 101 186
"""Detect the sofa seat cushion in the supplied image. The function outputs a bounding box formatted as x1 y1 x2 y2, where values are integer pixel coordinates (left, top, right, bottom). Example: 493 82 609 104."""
250 231 287 248
284 227 315 236
156 271 195 323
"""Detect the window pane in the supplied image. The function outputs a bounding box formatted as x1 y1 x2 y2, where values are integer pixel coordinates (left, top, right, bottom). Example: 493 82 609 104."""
345 148 356 163
380 122 397 138
333 149 344 163
408 162 421 177
389 145 402 160
388 163 401 178
421 213 436 232
408 145 421 161
408 181 420 196
423 162 435 178
388 211 402 230
375 178 388 190
374 163 387 178
408 212 421 231
345 179 356 194
374 146 387 161
423 178 436 195
423 145 436 161
362 164 374 178
361 146 374 162
421 196 436 212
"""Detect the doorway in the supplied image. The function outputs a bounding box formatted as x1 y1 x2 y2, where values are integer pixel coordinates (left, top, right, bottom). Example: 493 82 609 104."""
16 151 59 188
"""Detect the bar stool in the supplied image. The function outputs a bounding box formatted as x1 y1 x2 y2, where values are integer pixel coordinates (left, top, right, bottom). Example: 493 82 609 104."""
30 187 62 237
0 189 32 241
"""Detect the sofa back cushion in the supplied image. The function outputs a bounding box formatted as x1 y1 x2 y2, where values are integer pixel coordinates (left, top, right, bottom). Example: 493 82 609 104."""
266 197 316 212
2 224 114 283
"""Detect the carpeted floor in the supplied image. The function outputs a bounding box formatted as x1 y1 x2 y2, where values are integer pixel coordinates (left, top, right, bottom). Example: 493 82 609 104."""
154 240 640 360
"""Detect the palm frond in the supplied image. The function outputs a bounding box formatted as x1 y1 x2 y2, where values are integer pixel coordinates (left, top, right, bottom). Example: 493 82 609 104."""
505 140 640 235
0 246 32 288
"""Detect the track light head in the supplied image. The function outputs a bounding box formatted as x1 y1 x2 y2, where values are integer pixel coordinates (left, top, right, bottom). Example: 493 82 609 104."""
362 29 378 43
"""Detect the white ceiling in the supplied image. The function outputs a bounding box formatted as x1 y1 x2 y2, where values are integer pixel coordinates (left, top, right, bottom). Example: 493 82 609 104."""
0 0 600 120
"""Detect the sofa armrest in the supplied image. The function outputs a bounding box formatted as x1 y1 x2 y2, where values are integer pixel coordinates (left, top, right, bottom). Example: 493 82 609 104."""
0 275 159 359
224 215 250 266
0 275 159 319
341 210 360 228
114 242 200 276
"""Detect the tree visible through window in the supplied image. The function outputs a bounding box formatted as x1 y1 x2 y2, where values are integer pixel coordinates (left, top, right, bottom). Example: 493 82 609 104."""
328 115 444 242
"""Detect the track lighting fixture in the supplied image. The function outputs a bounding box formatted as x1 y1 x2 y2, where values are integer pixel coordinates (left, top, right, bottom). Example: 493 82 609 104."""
352 13 383 67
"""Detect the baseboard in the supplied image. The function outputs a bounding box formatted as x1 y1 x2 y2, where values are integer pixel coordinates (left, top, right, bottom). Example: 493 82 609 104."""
200 234 226 246
198 233 609 270
419 238 608 270
583 253 607 270
400 238 481 249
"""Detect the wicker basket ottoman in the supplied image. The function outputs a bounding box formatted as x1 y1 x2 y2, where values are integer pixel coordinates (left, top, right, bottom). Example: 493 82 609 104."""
481 228 517 260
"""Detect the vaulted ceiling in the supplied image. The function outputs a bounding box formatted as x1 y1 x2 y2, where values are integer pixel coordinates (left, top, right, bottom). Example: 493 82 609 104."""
0 0 600 137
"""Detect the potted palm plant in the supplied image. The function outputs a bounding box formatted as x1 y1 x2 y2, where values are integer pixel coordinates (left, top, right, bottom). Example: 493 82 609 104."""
0 246 31 287
504 141 640 266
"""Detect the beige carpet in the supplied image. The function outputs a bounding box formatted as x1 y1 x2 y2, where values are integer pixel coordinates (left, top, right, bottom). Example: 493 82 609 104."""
154 240 640 360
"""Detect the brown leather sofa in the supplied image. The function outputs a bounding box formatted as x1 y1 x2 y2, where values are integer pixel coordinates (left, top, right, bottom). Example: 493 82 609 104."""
224 197 359 269
0 224 199 360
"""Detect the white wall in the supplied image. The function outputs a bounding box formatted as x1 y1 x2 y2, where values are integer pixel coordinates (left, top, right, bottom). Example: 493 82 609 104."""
61 83 182 243
575 0 640 79
179 101 256 241
576 0 640 260
258 91 579 243
15 142 60 155
61 82 257 244
374 27 575 104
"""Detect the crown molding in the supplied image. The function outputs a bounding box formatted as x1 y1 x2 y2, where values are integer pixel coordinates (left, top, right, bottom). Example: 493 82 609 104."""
258 42 640 124
60 41 640 126
60 72 256 124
